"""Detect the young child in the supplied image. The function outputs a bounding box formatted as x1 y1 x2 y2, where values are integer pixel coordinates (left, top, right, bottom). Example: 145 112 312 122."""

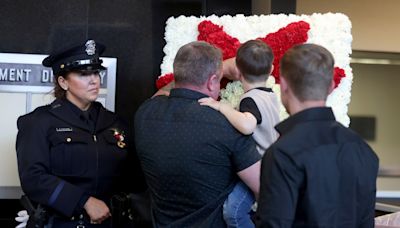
199 40 280 228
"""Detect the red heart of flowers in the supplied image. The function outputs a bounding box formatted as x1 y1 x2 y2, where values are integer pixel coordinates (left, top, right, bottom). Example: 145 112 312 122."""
156 20 346 89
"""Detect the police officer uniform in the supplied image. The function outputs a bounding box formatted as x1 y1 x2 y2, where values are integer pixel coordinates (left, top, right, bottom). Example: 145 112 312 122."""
16 40 140 228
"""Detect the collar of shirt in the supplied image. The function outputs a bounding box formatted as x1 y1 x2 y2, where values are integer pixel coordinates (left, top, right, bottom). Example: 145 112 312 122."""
248 87 273 93
62 98 98 123
275 107 335 135
169 88 209 100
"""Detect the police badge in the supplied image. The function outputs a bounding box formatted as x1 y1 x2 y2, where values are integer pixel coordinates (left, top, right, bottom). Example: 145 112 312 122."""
111 128 126 148
85 40 96 56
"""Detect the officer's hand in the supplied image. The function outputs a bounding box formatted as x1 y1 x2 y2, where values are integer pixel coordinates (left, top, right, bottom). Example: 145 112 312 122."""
84 197 111 224
15 210 29 228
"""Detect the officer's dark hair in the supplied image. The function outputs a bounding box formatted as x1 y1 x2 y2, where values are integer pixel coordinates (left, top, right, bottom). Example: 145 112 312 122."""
280 43 334 102
173 41 222 87
236 40 274 84
53 72 68 99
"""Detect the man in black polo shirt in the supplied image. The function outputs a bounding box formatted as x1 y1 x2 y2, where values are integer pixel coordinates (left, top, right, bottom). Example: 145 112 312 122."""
256 43 379 227
134 41 261 227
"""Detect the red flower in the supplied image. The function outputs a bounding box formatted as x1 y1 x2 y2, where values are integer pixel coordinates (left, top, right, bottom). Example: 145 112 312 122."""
114 134 121 141
258 21 310 83
198 21 241 60
334 67 346 88
156 73 174 90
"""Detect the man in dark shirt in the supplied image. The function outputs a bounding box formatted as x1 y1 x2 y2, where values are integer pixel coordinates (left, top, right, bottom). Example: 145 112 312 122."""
256 43 379 228
135 41 261 227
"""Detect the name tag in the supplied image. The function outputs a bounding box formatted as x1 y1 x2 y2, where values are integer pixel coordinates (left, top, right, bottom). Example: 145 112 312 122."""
56 127 73 132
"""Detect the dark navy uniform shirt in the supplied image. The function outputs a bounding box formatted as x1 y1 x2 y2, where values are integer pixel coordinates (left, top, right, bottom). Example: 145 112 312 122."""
134 88 261 228
16 98 144 226
256 107 379 228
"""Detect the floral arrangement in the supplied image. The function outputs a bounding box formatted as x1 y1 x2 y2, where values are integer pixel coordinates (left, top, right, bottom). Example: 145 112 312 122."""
157 13 353 126
111 128 126 148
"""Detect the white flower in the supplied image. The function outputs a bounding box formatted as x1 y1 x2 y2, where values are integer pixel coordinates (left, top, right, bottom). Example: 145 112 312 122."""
160 13 353 126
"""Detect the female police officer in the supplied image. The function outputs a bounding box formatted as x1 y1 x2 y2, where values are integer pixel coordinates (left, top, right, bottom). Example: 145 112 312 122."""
16 40 143 227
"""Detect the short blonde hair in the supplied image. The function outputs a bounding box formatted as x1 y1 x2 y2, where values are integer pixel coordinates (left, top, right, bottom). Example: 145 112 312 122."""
280 43 334 101
173 41 222 86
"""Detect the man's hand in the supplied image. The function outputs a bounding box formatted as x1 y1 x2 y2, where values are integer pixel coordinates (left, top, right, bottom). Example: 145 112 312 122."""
84 197 111 224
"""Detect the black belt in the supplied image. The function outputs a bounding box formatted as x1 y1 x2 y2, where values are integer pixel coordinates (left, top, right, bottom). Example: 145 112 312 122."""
50 213 112 226
70 213 89 222
49 212 92 227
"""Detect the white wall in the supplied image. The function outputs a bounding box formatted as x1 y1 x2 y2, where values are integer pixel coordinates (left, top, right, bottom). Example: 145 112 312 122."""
252 0 270 15
0 93 26 186
297 0 400 52
349 63 400 167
